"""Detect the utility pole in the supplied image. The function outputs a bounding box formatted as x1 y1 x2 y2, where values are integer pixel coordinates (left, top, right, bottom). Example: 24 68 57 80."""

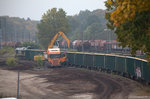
17 71 20 99
94 32 96 52
0 17 6 48
0 19 2 49
29 32 30 42
82 32 84 52
4 17 6 43
0 35 1 49
104 29 111 53
13 26 17 48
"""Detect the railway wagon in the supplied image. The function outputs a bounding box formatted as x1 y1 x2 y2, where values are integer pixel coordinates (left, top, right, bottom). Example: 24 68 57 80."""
67 52 150 84
24 50 150 84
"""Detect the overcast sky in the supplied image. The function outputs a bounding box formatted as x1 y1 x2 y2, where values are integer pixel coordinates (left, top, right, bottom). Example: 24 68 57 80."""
0 0 106 20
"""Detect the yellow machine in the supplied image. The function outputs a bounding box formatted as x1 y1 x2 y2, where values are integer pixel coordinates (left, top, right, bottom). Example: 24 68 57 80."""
48 31 70 49
34 31 70 67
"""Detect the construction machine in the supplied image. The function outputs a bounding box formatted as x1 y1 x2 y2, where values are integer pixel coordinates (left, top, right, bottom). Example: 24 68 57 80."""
34 31 70 67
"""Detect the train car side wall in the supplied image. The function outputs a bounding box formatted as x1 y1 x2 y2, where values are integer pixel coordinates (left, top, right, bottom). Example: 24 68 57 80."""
24 50 150 83
67 52 150 83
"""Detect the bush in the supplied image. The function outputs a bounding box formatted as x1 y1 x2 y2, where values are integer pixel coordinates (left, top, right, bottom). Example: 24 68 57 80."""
0 46 15 55
36 56 43 68
6 57 17 66
20 42 40 49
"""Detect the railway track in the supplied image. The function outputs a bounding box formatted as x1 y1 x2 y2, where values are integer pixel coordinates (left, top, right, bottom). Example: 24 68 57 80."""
0 57 146 99
36 67 137 99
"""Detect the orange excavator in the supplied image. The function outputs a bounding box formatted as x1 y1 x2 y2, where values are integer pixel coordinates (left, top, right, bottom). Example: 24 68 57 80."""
34 31 70 67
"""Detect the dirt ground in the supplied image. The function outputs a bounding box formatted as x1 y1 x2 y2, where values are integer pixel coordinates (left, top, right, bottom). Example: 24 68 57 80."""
0 57 150 99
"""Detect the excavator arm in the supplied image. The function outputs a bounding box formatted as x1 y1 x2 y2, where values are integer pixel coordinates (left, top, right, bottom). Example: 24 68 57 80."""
48 32 70 49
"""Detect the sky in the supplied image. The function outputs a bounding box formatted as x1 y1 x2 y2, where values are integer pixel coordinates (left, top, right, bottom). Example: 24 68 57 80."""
0 0 106 20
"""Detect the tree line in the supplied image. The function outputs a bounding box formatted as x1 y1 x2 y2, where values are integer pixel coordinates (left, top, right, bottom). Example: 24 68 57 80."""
0 8 116 49
67 9 116 41
0 16 39 43
37 8 116 49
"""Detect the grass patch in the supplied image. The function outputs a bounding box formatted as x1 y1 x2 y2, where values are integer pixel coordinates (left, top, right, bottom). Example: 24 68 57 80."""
6 57 17 66
0 46 15 55
35 56 43 68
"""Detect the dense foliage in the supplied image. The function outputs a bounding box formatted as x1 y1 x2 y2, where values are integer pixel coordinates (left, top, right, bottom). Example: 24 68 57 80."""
0 46 15 55
68 9 116 40
105 0 150 58
1 8 117 50
107 0 150 26
37 8 70 49
6 57 17 66
1 9 116 48
20 42 40 49
0 16 38 42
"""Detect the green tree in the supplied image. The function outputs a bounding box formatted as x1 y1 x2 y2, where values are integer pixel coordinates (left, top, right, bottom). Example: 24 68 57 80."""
105 0 150 59
37 8 70 49
107 0 150 26
86 15 100 26
84 23 102 40
67 9 116 41
21 42 40 49
0 16 38 42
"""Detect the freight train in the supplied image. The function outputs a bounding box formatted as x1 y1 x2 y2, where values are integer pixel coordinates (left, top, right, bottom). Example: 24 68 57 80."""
60 40 137 54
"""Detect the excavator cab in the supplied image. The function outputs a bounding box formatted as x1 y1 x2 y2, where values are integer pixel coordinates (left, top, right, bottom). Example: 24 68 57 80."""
53 40 60 48
46 48 61 66
44 48 67 66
